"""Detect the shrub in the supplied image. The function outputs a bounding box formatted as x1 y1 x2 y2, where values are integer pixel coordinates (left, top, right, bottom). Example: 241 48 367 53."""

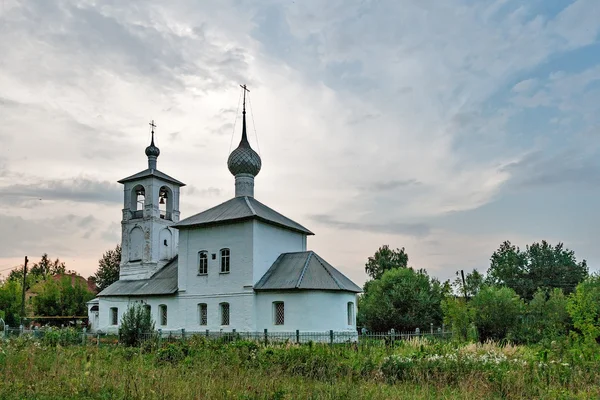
471 286 524 342
567 274 600 343
119 303 155 347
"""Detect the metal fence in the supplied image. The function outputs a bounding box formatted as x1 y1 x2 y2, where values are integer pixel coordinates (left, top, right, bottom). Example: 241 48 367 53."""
1 325 452 347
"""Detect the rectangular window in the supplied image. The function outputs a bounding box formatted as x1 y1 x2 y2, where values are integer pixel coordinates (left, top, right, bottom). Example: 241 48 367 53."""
199 303 207 325
220 248 230 273
110 308 118 325
347 302 354 326
220 302 230 326
274 302 285 325
159 304 167 326
198 251 208 275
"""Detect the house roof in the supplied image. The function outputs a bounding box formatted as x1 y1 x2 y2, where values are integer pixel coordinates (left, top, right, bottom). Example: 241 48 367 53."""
254 251 362 293
118 168 186 186
97 257 178 297
174 196 313 235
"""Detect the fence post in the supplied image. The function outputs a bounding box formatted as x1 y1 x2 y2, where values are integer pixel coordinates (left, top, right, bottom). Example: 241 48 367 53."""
390 328 395 346
232 329 236 343
97 332 100 348
205 329 209 338
430 323 433 335
329 330 334 346
82 328 87 345
415 327 420 338
20 325 23 336
264 328 268 346
181 328 185 342
296 329 300 344
4 325 8 340
442 323 445 334
158 329 162 347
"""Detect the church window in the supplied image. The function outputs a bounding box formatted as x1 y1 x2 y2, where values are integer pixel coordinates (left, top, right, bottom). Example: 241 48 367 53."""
220 248 230 273
347 302 354 326
273 302 284 325
220 302 230 326
198 251 208 275
159 304 167 326
198 303 207 325
110 308 118 325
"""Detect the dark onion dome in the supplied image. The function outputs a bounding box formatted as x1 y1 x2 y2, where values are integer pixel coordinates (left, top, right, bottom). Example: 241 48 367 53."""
227 110 261 176
145 137 160 158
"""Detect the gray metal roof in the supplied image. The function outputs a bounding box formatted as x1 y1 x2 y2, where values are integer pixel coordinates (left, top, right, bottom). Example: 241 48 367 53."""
118 168 186 186
97 257 178 297
174 196 313 235
254 251 362 293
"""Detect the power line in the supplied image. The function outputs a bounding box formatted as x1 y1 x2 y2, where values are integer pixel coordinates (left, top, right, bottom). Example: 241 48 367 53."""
228 89 243 155
247 92 261 155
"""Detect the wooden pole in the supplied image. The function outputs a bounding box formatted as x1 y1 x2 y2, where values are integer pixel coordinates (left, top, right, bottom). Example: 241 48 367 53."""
20 256 28 320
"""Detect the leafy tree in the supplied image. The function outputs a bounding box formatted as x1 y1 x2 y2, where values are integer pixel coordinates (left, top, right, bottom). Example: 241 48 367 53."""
364 245 409 280
567 274 600 343
94 245 121 292
8 254 67 285
470 286 524 342
359 267 446 332
486 240 587 300
0 279 23 326
32 276 94 317
441 297 476 341
512 288 570 343
119 303 155 346
453 269 485 298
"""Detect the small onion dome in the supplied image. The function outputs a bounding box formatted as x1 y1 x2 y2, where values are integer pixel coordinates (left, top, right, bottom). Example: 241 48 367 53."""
227 110 261 176
227 139 261 176
145 137 160 158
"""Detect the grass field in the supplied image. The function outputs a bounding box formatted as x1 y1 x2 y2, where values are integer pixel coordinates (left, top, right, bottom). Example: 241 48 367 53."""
1 334 599 399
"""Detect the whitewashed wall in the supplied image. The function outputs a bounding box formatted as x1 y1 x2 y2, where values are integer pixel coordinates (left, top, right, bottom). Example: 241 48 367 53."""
252 221 306 284
254 291 358 332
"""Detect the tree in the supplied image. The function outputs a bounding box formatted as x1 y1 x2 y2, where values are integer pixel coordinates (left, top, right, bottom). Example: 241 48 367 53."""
486 240 587 300
94 245 121 292
32 276 95 317
364 245 409 280
359 267 446 332
442 297 476 342
470 286 524 342
517 288 570 343
8 254 67 285
0 279 23 326
119 303 155 346
567 274 600 343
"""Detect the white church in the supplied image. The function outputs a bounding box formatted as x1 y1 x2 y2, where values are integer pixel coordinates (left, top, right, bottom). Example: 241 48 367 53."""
88 90 361 333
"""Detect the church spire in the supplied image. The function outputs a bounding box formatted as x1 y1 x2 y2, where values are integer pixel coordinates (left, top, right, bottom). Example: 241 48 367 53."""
145 120 160 170
227 85 262 197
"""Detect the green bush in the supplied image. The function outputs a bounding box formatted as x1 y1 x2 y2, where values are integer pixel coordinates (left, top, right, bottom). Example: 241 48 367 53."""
567 274 600 343
471 286 524 342
119 303 155 347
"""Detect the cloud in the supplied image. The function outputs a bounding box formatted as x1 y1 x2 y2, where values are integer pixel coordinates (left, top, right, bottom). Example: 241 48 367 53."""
366 179 421 192
0 177 121 205
308 214 431 237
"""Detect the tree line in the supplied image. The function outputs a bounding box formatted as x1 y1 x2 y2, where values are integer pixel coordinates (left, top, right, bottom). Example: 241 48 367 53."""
0 246 122 326
358 240 599 344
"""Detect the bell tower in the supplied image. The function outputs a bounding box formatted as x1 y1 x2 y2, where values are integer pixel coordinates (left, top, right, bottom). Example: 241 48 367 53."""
117 121 185 280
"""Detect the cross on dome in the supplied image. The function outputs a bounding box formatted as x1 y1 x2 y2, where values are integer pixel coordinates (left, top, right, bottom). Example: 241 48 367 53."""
145 119 160 169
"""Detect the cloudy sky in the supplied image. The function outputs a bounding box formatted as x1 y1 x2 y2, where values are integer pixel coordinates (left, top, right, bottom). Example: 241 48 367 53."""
1 0 599 285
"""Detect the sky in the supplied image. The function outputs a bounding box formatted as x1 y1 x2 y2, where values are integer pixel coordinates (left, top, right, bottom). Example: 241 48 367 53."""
0 0 599 286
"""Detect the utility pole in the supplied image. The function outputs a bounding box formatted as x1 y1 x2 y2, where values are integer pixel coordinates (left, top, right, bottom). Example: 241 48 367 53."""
20 256 28 320
460 269 468 301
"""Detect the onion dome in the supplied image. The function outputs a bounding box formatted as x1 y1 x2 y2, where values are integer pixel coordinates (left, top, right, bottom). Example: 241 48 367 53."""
145 133 160 158
227 108 261 177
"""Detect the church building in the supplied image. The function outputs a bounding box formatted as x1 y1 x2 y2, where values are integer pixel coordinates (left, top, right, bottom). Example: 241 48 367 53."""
88 90 361 333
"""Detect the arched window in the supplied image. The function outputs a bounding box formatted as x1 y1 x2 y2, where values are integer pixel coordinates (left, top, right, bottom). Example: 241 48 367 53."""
131 185 145 219
159 304 167 326
198 303 207 325
347 302 355 326
273 302 284 325
198 251 208 275
220 302 230 326
159 186 173 221
220 248 230 273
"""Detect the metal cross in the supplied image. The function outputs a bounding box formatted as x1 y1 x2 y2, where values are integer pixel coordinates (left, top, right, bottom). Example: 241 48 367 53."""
240 85 250 111
149 120 157 133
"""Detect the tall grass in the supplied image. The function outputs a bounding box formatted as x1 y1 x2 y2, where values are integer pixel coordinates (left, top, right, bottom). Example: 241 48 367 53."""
0 334 599 399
